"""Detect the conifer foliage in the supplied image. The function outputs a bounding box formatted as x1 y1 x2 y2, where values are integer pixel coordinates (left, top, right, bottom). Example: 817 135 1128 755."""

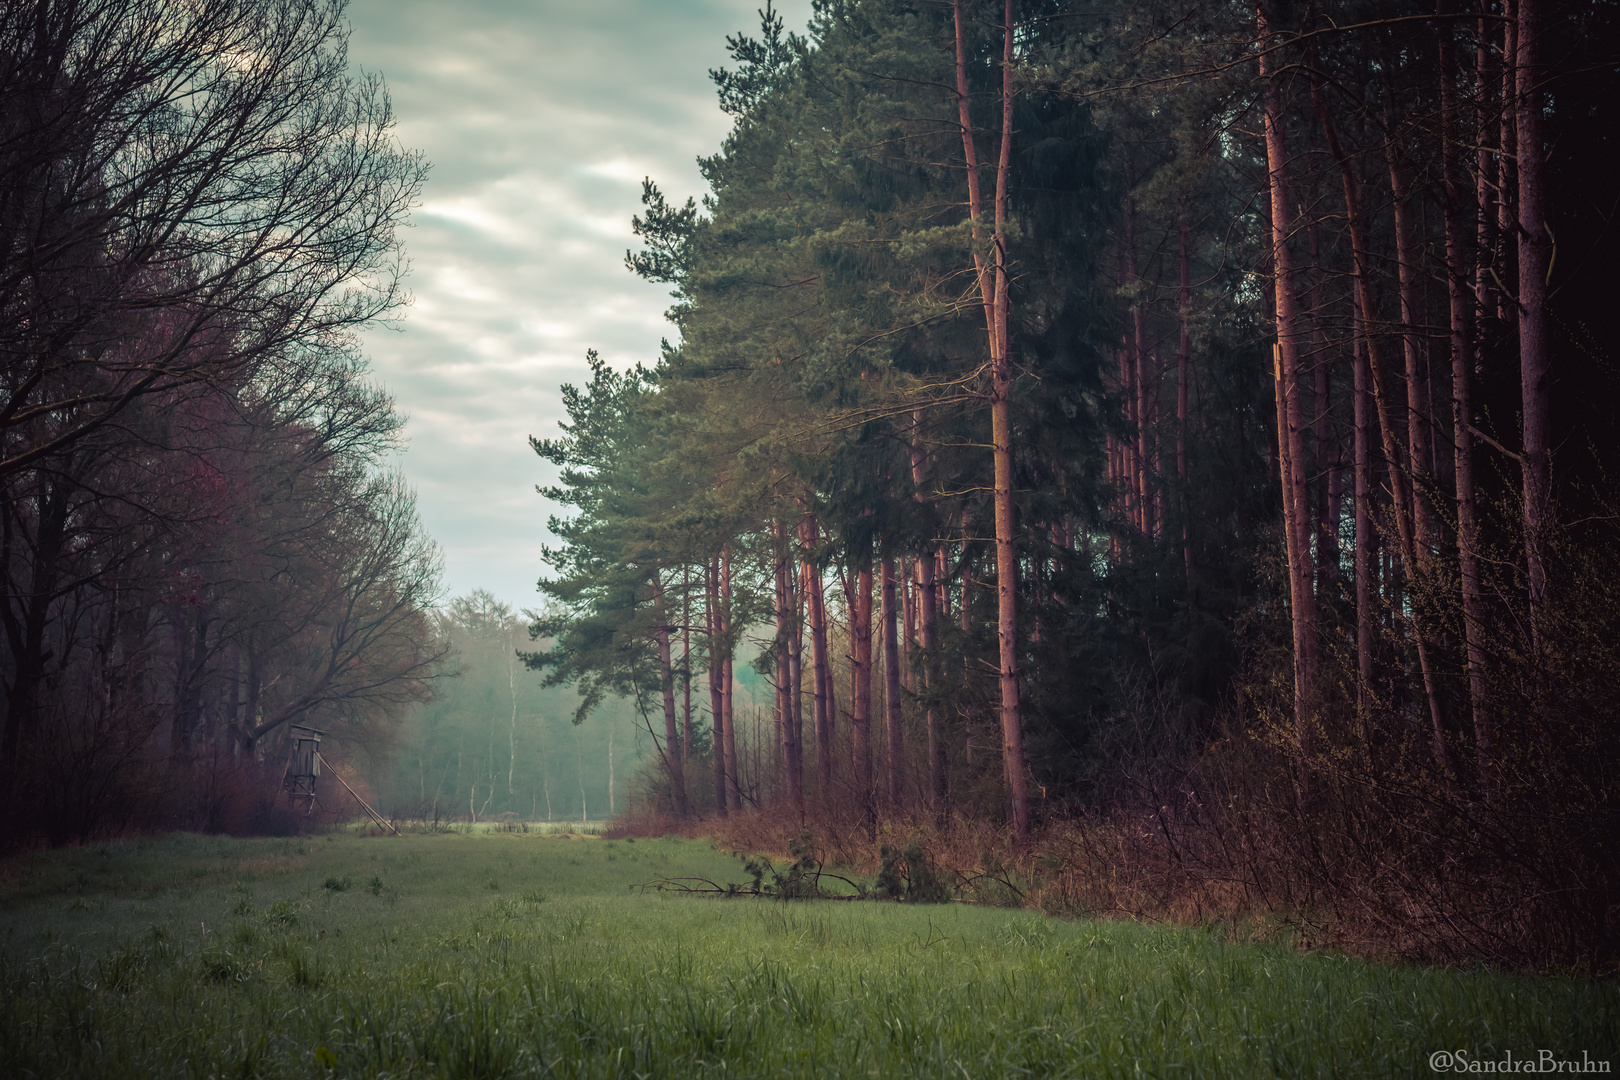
539 0 1620 966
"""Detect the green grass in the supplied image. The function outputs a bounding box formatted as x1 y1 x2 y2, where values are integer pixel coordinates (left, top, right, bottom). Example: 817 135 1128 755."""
0 830 1613 1078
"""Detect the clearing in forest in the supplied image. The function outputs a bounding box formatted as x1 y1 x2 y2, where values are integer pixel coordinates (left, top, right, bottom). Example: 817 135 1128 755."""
0 831 1613 1078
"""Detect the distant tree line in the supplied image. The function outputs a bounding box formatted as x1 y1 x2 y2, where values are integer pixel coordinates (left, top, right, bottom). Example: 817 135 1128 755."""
532 0 1619 967
0 0 441 843
383 590 650 825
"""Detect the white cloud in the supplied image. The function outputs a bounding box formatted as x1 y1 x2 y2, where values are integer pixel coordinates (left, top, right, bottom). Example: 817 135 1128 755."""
346 0 813 611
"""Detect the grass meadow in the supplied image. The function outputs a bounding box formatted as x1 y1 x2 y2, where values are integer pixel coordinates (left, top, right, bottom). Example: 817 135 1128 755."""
0 829 1613 1078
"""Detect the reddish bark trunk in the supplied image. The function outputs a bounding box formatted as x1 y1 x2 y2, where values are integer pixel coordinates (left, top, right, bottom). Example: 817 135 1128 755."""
800 516 834 800
1310 67 1455 779
1307 221 1338 597
706 557 727 818
788 553 805 803
773 523 804 815
1386 139 1435 559
908 413 946 822
653 577 688 817
1125 191 1154 537
899 558 915 693
1516 0 1552 646
1498 0 1518 325
1353 328 1375 715
681 567 693 783
955 0 1028 839
881 554 904 813
720 545 740 812
1475 11 1498 320
850 555 874 822
1440 1 1493 790
1258 3 1318 770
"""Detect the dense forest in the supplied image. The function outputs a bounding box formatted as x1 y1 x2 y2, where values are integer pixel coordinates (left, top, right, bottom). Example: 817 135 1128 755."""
527 0 1620 968
0 0 444 839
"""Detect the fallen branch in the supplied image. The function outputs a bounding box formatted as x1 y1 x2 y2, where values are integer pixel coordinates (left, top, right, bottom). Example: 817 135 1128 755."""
630 876 866 900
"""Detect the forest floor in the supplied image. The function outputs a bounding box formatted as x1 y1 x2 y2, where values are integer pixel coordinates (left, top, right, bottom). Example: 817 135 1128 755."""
0 829 1613 1078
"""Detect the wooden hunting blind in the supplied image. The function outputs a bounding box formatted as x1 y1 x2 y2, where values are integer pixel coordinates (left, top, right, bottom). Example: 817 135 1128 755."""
284 725 324 808
280 724 400 833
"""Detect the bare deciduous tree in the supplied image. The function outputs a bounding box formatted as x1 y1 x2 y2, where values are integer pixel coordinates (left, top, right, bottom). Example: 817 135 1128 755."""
0 0 425 479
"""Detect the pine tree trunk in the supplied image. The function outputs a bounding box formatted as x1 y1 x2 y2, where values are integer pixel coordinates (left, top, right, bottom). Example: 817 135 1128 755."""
774 523 804 815
1121 316 1139 531
1516 0 1552 647
787 548 805 809
1386 140 1435 559
681 566 693 785
850 553 874 823
1125 190 1154 538
1353 329 1376 716
909 412 947 823
899 557 915 693
1258 3 1318 772
721 545 741 813
653 577 688 816
959 504 974 767
956 0 1029 839
1498 0 1518 326
1310 69 1455 779
1476 11 1498 321
881 553 904 813
801 515 835 801
1307 223 1338 598
706 556 727 818
1439 1 1493 790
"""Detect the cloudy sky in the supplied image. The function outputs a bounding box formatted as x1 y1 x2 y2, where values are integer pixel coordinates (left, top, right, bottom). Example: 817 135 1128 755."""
343 0 813 613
